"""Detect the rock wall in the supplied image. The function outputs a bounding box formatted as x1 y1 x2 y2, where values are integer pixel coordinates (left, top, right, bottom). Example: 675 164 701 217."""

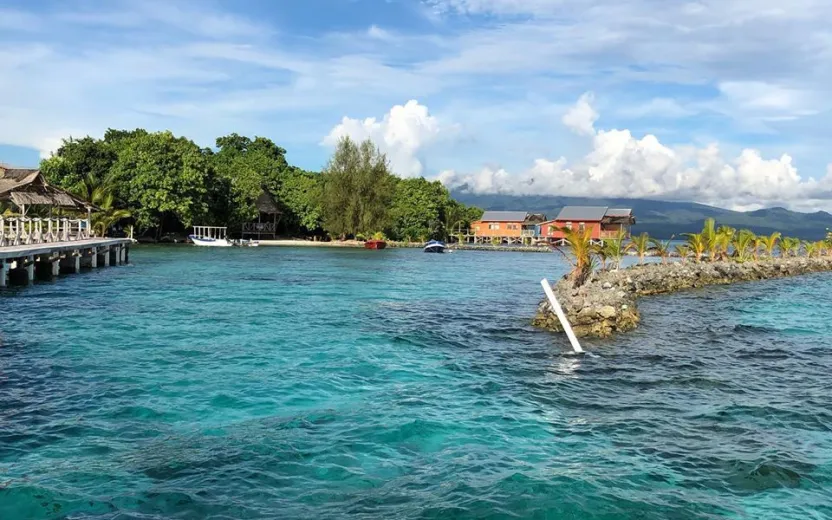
533 257 832 338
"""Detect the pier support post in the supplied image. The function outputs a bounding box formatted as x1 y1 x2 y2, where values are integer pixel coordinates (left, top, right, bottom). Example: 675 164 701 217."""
51 255 60 277
60 251 81 274
0 260 7 288
102 247 110 267
90 247 98 268
120 245 126 264
26 256 34 285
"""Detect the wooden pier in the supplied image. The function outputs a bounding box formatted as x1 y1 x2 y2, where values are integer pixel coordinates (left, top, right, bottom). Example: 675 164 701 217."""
0 238 132 287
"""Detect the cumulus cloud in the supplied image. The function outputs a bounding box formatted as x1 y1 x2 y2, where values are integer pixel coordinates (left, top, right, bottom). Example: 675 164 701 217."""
561 92 598 136
440 93 832 208
323 100 448 177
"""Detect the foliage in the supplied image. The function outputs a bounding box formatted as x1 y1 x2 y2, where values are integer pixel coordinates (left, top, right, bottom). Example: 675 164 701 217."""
781 237 801 257
627 232 651 264
650 236 674 264
759 232 781 258
684 232 707 262
716 225 736 260
554 226 595 287
319 137 395 239
675 244 691 263
701 218 718 261
731 229 756 262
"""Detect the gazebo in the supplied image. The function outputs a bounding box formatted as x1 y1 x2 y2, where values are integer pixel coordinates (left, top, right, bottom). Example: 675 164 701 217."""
241 189 282 240
0 166 95 246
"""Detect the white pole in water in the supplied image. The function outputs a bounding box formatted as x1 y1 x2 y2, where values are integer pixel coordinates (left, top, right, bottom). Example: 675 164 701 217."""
540 278 584 354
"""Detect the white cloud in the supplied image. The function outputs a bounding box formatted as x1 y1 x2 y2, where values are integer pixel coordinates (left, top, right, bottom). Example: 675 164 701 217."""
440 93 832 208
323 100 450 177
562 92 598 136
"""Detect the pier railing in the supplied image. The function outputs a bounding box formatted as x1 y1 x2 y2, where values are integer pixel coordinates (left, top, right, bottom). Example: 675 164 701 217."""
0 217 91 247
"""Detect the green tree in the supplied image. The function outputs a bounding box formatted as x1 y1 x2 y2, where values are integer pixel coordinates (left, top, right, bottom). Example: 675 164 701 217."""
701 218 718 261
319 137 394 238
675 244 691 263
388 177 449 241
108 131 211 237
684 232 706 262
759 232 781 259
627 232 651 264
650 236 674 264
278 167 323 233
732 229 756 262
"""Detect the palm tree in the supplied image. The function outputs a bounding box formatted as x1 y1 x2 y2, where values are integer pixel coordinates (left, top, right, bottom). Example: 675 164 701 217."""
650 236 674 264
732 229 756 262
553 226 595 287
71 173 131 237
628 232 651 264
675 245 691 264
716 225 736 260
592 241 609 270
605 228 627 270
701 218 718 261
804 241 819 258
759 232 781 259
781 237 801 257
683 232 707 262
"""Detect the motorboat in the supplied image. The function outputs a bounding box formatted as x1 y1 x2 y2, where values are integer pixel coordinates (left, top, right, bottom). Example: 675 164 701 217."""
423 240 446 253
364 239 387 250
189 226 232 247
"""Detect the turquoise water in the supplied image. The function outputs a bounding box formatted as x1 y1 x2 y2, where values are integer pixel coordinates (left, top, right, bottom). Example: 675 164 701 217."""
1 247 831 519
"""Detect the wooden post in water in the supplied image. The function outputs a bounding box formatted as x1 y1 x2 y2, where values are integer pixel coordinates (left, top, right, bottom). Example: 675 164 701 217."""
90 247 98 268
26 256 34 285
0 260 7 287
540 278 584 354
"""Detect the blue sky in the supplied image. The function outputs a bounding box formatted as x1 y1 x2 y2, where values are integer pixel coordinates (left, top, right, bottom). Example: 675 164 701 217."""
2 0 832 210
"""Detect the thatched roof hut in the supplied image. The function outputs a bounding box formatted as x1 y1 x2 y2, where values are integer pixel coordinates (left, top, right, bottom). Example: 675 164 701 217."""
0 167 93 213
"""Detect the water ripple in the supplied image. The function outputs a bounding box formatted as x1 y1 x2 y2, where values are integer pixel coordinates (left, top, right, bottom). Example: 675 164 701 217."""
1 247 830 519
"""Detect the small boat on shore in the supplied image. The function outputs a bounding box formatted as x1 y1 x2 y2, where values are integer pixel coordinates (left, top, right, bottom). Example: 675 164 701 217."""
189 226 232 247
364 239 387 250
423 240 446 253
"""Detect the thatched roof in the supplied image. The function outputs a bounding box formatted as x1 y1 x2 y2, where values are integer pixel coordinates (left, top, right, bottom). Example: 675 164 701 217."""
0 166 93 210
255 190 281 215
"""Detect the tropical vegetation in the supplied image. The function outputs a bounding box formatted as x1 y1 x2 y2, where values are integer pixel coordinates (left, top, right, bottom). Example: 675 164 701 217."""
39 129 482 241
558 217 832 285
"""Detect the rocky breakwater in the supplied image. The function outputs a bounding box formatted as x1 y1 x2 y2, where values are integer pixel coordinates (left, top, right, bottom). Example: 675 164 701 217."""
533 257 832 338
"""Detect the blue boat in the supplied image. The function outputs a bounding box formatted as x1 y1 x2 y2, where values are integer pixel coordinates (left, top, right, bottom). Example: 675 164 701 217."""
423 240 446 253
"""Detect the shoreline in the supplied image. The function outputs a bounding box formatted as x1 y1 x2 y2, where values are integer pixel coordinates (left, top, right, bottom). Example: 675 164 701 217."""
533 257 832 338
257 239 551 252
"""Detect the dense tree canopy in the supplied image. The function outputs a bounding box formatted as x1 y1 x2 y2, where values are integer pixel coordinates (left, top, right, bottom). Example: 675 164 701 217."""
40 128 480 241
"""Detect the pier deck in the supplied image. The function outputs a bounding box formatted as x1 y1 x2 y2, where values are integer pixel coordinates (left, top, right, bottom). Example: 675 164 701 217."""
0 237 132 287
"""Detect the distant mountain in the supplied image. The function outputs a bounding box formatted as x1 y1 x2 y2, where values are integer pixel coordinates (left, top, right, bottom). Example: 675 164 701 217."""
451 192 832 240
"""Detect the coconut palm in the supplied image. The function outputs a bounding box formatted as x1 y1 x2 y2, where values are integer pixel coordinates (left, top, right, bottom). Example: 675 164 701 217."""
758 232 781 259
804 241 819 258
683 232 707 262
701 218 718 261
716 225 736 260
675 245 691 264
592 241 609 270
650 236 674 264
732 229 756 262
627 232 651 264
605 228 627 270
553 226 595 287
781 237 801 257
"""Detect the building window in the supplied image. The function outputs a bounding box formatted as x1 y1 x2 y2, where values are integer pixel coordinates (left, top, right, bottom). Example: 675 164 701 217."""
489 223 500 230
566 222 572 230
579 222 586 232
548 225 555 234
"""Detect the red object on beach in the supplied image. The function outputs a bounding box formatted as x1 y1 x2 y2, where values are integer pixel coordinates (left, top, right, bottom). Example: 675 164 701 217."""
364 239 387 250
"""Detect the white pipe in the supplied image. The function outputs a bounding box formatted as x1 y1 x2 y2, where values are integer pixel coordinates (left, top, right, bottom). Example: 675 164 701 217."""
540 278 584 354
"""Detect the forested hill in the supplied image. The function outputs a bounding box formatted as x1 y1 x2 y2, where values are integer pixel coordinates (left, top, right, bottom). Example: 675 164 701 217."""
451 192 832 240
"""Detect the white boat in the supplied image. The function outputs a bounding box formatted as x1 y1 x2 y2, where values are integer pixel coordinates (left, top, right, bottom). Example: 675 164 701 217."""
424 240 446 253
189 226 232 247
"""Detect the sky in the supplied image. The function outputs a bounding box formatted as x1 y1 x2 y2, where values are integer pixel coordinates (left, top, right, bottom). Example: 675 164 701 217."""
2 0 832 211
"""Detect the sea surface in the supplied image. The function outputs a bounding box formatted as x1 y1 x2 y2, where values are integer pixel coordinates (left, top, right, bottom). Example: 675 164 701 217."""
1 246 830 519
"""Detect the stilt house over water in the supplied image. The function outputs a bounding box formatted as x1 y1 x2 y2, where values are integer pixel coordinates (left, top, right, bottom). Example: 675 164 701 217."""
0 166 95 245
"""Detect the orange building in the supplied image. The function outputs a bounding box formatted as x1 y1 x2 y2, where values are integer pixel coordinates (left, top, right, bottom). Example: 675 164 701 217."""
540 207 635 241
470 211 529 237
